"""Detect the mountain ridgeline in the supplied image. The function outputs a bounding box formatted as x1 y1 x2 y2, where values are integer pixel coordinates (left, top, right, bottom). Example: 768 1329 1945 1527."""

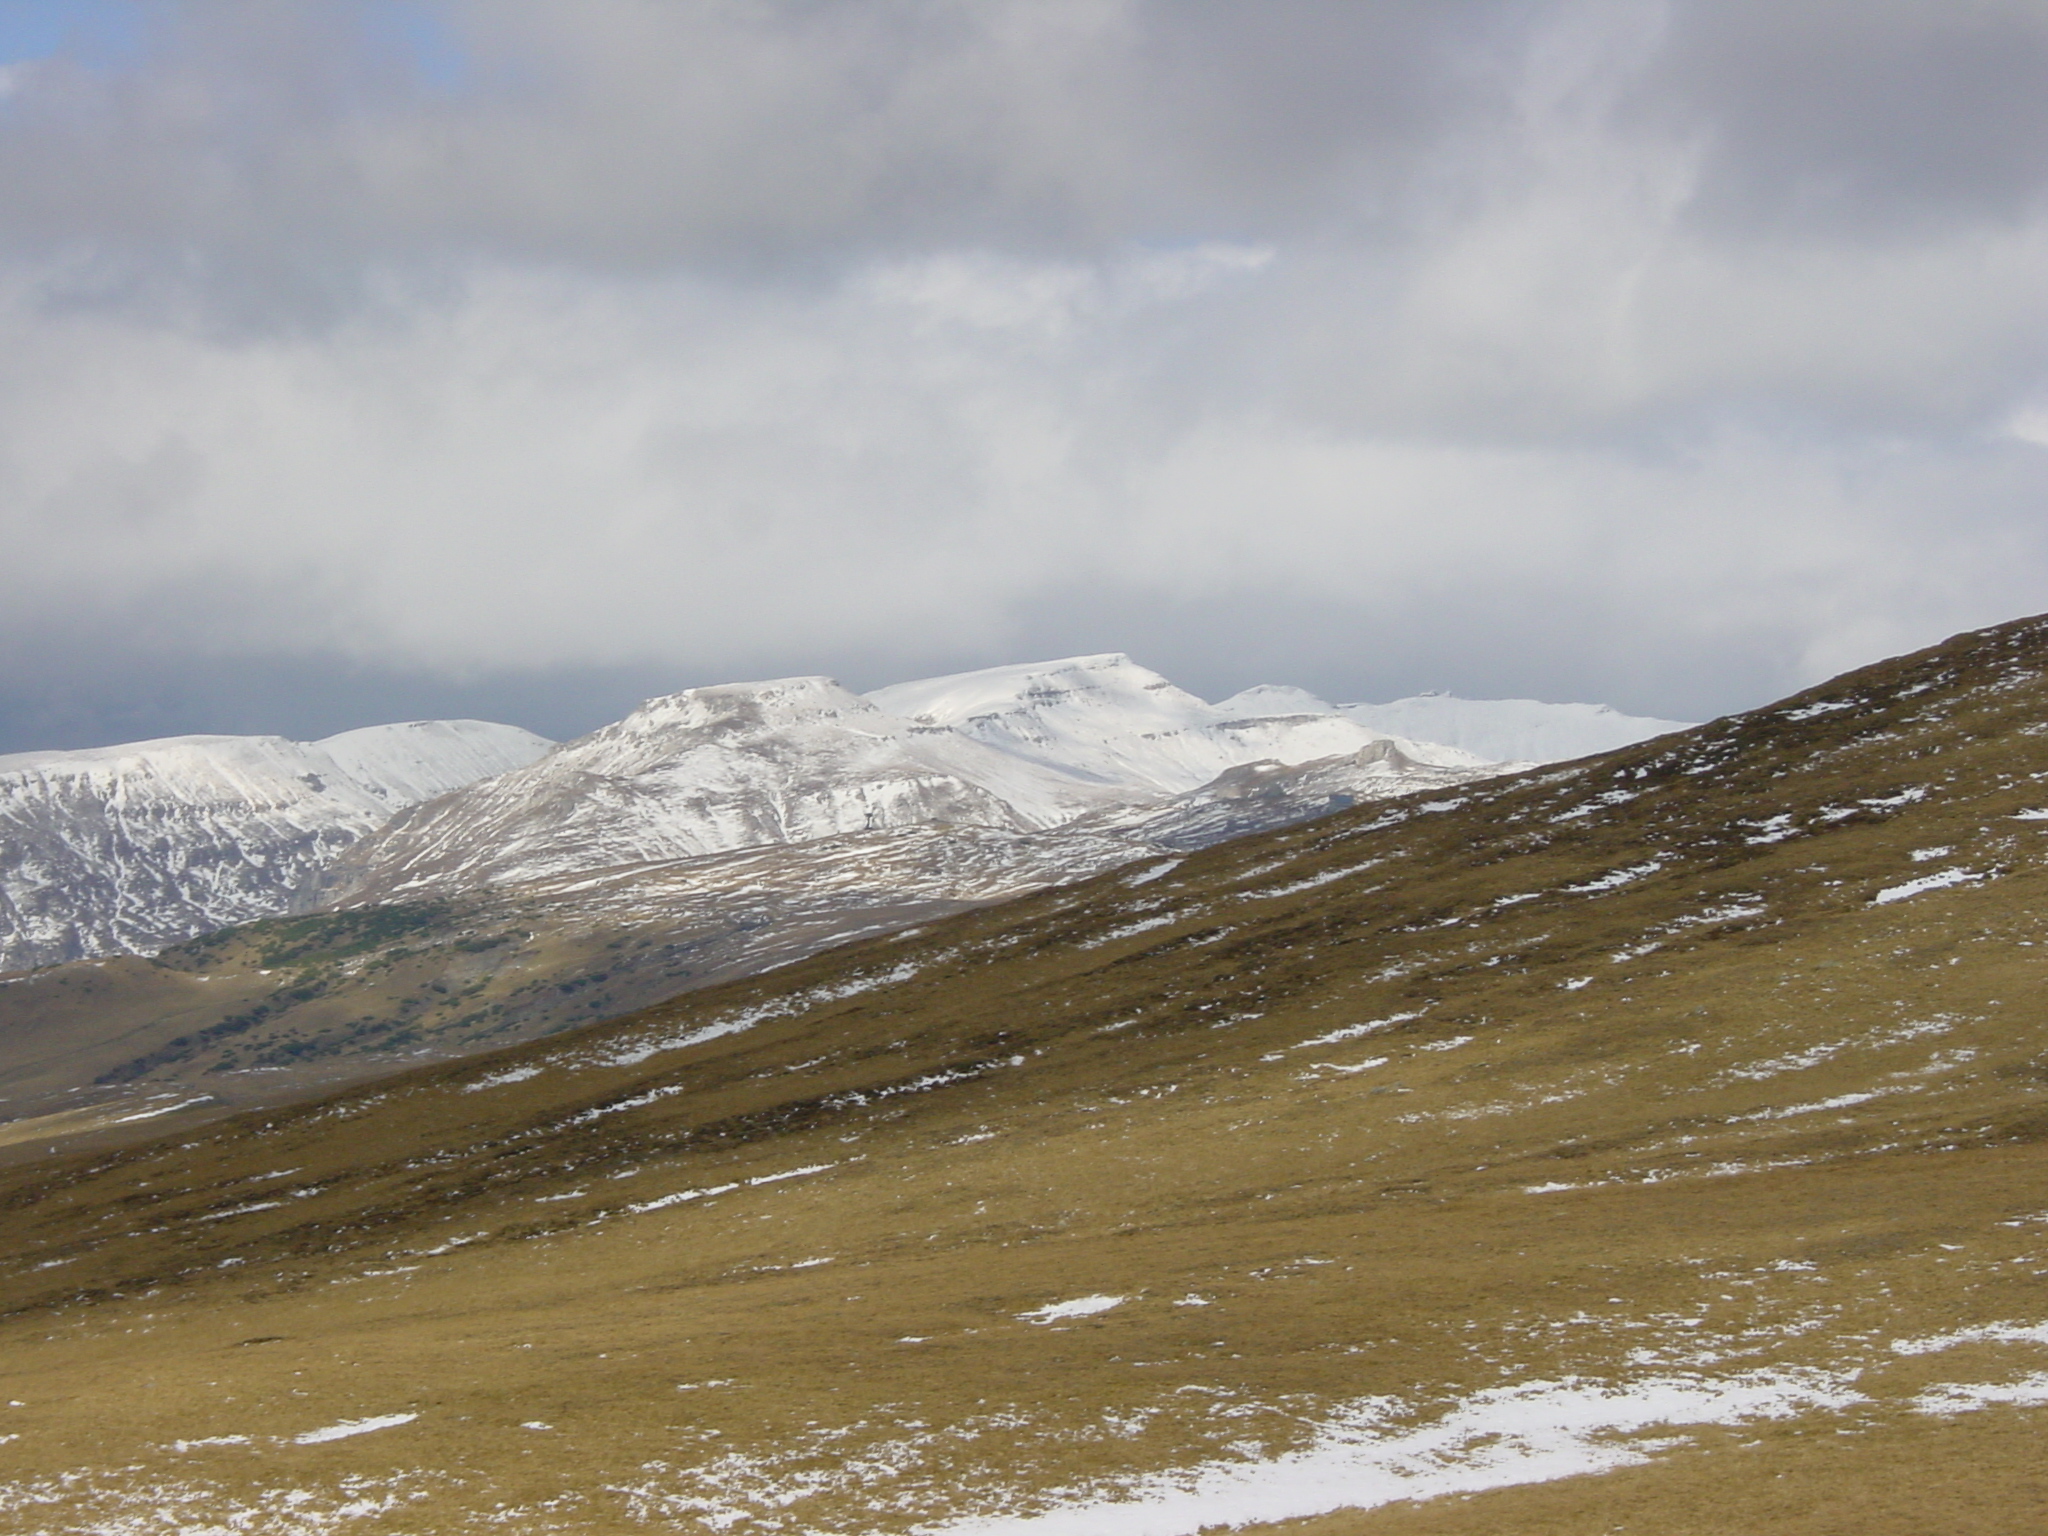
302 658 1501 906
1 655 1685 977
0 657 1681 1149
2 617 2047 1532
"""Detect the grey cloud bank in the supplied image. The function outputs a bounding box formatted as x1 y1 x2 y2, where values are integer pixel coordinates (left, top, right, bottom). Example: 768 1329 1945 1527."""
0 0 2044 750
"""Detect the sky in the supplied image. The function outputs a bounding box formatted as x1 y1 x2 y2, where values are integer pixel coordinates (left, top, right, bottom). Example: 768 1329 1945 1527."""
1 0 2045 750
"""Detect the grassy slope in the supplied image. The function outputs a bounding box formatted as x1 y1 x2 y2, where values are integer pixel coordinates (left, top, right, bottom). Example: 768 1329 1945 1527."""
0 899 694 1155
2 617 2048 1530
0 848 1005 1157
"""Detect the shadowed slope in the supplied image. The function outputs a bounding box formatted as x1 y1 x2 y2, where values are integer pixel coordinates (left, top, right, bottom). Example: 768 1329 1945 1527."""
4 616 2048 1531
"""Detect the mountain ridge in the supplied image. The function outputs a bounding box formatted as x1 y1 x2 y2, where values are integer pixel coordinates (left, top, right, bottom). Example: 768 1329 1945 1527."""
1 657 1688 977
315 658 1516 910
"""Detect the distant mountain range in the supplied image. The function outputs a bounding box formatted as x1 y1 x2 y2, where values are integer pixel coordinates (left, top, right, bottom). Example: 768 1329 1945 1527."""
0 656 1692 1145
2 654 1688 975
314 655 1506 907
1214 684 1693 765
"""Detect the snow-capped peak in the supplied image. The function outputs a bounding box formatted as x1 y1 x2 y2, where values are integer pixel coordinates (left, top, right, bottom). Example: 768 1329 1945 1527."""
869 653 1208 732
561 677 886 778
866 654 1401 794
1213 684 1694 766
1210 684 1338 719
315 720 555 806
1332 695 1695 766
622 676 874 733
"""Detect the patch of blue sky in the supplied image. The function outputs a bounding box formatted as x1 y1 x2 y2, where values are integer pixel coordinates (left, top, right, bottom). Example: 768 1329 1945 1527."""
0 0 143 69
361 1 471 93
0 3 474 93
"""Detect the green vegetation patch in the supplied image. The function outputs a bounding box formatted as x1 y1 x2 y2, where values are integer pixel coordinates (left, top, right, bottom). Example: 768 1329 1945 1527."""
162 902 461 972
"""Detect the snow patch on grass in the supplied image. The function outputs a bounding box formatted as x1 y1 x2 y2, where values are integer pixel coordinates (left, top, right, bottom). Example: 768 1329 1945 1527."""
1304 1057 1389 1078
1891 1320 2048 1355
919 1368 1860 1536
463 1065 542 1093
1563 862 1663 895
1911 1374 2048 1415
1018 1295 1127 1325
1294 1013 1421 1050
1873 867 1993 905
198 1200 286 1222
598 962 924 1068
1731 1090 1888 1123
623 1162 838 1218
1078 914 1183 949
294 1413 417 1445
1241 860 1383 900
1782 698 1857 720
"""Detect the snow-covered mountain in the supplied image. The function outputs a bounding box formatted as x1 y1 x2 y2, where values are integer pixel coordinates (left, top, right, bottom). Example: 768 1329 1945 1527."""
310 720 559 807
0 721 550 971
309 678 1120 905
0 657 1697 1121
318 658 1502 905
869 655 1489 790
1212 684 1692 765
0 654 1690 976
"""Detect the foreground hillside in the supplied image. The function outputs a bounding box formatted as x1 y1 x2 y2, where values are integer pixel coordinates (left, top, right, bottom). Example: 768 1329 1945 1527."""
3 617 2047 1532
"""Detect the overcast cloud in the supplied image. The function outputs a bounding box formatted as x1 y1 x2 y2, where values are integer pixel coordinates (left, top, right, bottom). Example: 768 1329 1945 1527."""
1 0 2045 749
